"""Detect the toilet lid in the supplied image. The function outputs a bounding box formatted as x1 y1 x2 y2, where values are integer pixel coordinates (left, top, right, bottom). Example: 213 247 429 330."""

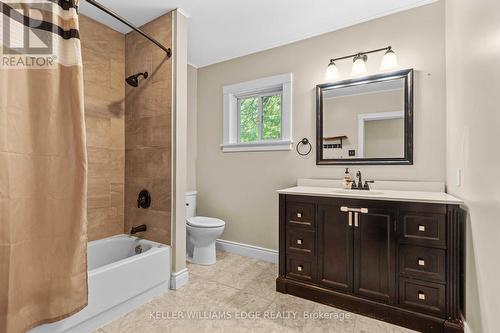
187 216 225 228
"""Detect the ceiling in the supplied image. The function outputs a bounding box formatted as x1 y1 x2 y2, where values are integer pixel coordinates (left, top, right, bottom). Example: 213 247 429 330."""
79 0 436 68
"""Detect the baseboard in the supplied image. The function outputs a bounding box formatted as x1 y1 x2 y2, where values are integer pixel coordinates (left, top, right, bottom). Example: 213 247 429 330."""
216 239 278 264
170 268 189 289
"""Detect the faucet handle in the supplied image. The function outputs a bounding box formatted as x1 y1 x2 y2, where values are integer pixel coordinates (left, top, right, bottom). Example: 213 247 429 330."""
364 180 375 190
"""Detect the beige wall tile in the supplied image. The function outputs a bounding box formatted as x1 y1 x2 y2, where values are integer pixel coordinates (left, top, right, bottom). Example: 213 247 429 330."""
81 15 126 241
81 12 171 243
125 13 173 245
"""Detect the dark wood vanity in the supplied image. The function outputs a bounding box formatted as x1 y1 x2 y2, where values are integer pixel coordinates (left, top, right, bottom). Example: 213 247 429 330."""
276 192 465 333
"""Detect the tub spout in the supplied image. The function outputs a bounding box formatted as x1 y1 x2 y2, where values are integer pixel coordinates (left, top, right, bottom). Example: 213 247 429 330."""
130 224 147 234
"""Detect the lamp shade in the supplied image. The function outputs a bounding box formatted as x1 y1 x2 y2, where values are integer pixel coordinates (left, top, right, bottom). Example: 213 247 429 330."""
381 48 398 70
351 55 367 76
326 61 339 79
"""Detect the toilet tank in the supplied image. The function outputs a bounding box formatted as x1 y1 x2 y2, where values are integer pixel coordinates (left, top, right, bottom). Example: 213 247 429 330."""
185 191 197 218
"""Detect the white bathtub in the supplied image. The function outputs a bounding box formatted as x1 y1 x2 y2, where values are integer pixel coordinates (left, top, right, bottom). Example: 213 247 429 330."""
30 235 171 333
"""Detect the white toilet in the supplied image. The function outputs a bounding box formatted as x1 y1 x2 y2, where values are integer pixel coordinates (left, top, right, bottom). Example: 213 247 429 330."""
186 191 225 265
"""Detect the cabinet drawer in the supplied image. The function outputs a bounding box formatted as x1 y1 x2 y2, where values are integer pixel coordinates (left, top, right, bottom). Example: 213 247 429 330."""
287 202 315 229
399 245 446 282
399 211 446 248
286 254 315 282
399 278 446 318
287 228 315 256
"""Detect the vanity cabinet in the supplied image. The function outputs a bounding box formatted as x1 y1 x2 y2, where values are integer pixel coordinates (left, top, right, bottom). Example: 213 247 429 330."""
277 194 465 333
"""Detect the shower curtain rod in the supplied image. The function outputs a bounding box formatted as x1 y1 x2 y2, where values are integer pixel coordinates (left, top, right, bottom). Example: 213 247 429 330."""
84 0 172 57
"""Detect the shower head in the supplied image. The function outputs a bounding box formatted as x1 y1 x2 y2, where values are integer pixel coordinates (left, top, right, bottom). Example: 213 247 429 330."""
126 72 148 87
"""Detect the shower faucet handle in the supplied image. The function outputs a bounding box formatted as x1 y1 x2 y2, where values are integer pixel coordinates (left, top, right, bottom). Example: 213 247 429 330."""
137 190 151 209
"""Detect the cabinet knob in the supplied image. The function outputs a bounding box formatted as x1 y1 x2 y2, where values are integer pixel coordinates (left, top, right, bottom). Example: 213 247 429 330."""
297 239 303 245
297 212 302 218
418 259 425 266
418 225 426 232
297 265 303 272
418 291 426 300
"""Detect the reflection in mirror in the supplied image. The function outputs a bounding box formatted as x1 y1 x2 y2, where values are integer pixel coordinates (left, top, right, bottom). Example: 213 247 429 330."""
322 79 405 159
317 69 413 165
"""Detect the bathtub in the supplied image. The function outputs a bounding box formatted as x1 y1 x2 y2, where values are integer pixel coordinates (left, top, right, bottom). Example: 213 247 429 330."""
30 235 171 333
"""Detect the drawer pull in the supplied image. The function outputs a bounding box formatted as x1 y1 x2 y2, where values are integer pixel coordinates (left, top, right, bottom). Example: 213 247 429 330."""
340 206 369 214
297 239 303 245
418 259 425 266
418 291 426 300
418 225 426 232
297 212 302 218
297 265 303 272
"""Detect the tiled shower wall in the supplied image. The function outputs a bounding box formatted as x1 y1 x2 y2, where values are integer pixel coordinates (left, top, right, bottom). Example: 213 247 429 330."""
80 13 172 243
80 16 125 241
124 13 173 245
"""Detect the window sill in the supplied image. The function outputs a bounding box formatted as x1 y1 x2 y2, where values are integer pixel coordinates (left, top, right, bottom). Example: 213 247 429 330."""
221 140 292 153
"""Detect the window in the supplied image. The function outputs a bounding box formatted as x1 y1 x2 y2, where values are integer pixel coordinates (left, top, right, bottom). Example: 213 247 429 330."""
238 91 282 143
222 73 292 152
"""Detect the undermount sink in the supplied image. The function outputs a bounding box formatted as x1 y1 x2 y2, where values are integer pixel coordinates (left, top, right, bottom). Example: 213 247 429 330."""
331 189 384 195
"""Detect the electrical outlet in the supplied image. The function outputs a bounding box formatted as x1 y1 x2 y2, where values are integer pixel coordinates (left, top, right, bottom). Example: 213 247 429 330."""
456 169 462 187
349 150 356 157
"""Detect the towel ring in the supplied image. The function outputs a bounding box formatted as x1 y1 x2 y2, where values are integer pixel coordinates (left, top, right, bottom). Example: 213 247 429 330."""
296 138 312 156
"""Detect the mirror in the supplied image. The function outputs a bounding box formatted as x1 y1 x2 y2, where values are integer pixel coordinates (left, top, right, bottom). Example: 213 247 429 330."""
316 69 413 165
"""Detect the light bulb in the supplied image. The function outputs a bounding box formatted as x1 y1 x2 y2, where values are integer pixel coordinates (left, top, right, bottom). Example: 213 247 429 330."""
351 54 367 76
326 61 338 80
381 48 398 70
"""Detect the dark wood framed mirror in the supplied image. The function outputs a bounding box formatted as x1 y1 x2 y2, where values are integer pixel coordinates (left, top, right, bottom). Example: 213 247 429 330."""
316 68 413 165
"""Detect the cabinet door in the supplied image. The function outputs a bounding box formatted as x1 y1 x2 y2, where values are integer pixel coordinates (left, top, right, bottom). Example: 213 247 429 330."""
354 208 396 304
317 204 353 292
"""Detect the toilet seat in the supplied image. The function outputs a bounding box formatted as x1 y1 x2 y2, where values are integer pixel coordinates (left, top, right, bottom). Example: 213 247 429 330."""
187 216 225 228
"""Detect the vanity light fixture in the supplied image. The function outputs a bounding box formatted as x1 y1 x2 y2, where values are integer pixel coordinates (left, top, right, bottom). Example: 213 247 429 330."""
381 47 398 70
351 54 368 75
325 61 339 79
326 46 397 78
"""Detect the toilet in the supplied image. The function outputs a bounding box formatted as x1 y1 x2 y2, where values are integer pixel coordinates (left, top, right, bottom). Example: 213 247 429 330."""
186 191 225 265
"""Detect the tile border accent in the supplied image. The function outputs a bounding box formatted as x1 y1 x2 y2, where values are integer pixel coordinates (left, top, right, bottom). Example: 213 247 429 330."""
170 268 189 290
216 239 278 264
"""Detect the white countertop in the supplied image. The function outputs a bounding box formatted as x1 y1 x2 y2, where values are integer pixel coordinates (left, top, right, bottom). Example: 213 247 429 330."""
277 186 464 205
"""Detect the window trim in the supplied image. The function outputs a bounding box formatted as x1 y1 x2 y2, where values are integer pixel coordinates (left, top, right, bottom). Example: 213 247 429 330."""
222 73 292 152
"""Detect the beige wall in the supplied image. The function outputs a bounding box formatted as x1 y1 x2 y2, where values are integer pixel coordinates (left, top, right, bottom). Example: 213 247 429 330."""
171 10 188 273
365 118 404 158
172 10 188 272
125 13 173 244
187 65 198 191
196 2 446 250
445 0 500 332
80 16 125 241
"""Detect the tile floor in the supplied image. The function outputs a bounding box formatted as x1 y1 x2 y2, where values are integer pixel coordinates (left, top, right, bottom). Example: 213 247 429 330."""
96 252 417 333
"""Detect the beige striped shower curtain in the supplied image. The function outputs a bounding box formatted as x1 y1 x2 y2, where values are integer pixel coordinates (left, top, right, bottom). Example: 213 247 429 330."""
0 1 88 332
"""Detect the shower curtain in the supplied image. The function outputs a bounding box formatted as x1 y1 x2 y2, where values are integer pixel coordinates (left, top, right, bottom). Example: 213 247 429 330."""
0 1 88 332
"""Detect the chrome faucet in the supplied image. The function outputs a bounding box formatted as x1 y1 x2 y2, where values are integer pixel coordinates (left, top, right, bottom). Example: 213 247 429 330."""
351 171 375 190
